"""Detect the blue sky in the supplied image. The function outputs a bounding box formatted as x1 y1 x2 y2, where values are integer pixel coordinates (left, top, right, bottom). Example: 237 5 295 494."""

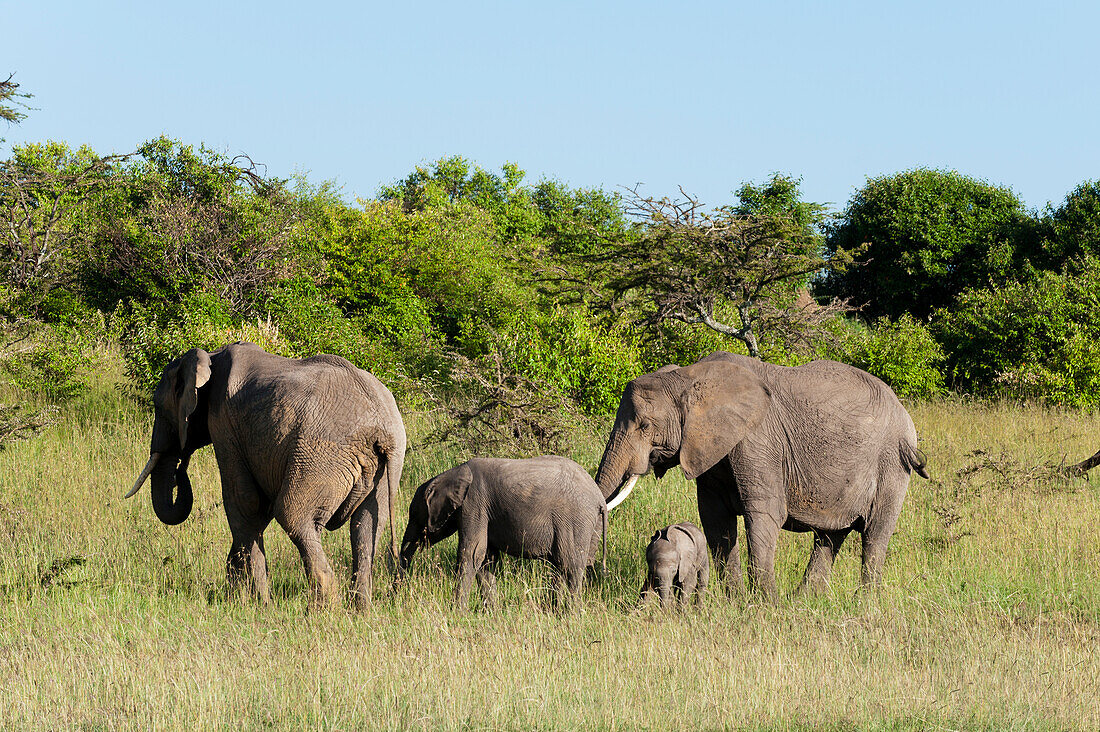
4 1 1098 212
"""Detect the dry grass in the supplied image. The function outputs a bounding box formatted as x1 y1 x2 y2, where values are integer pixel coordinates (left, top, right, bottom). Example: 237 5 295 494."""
2 378 1099 729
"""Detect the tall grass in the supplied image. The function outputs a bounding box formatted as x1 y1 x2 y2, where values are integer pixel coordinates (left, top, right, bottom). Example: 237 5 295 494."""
2 369 1099 729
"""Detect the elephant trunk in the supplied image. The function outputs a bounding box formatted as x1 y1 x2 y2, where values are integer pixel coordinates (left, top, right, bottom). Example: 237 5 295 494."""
595 430 638 509
150 454 193 526
655 582 672 608
398 525 424 572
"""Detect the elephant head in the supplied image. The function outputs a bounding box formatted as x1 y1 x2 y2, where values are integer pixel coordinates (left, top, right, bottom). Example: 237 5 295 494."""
594 360 771 509
398 463 472 569
643 528 679 606
125 348 214 525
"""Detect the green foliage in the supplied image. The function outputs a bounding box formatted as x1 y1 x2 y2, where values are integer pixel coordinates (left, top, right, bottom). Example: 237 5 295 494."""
581 177 852 360
0 332 92 403
308 197 524 358
933 259 1100 407
110 295 291 393
0 73 32 136
379 156 544 247
822 168 1032 320
836 314 946 399
77 137 302 316
1041 180 1100 268
510 307 645 416
530 180 629 257
11 132 1100 420
0 141 117 302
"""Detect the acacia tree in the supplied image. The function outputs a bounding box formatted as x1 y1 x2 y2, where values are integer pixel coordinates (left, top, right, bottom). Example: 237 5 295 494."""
589 177 857 359
1 73 32 134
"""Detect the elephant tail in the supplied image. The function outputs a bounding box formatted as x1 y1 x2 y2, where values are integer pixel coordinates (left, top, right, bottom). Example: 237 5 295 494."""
599 503 609 576
901 440 930 479
385 432 406 569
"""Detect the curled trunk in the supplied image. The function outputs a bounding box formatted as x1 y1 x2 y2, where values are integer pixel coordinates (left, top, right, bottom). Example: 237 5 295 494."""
151 454 193 526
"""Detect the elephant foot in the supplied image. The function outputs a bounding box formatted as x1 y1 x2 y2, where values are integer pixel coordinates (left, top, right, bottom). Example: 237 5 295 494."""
795 576 830 598
307 571 340 613
351 586 374 612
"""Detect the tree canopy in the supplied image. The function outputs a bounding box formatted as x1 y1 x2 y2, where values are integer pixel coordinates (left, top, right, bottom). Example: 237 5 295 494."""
582 175 856 359
820 168 1031 320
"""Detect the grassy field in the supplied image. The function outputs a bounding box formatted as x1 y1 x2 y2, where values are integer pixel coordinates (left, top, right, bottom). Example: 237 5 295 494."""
2 365 1100 730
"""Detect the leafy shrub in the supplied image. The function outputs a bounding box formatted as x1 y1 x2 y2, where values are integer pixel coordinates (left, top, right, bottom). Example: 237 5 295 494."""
307 199 525 359
933 260 1100 407
0 316 103 403
510 308 645 416
111 294 291 393
821 168 1033 320
836 314 946 399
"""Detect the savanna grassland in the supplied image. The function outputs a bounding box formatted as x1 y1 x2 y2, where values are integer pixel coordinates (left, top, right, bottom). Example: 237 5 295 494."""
1 362 1099 731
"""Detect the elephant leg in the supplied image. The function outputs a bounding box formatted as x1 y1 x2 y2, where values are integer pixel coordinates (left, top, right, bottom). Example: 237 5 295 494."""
349 484 384 611
219 455 272 604
564 554 586 603
285 526 338 610
697 556 711 604
697 488 744 596
860 476 908 587
454 518 488 610
743 511 781 600
276 465 347 610
476 550 501 610
796 528 851 596
227 530 270 604
678 574 698 607
695 564 710 605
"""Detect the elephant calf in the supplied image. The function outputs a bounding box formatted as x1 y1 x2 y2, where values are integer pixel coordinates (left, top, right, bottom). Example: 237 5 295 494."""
640 522 710 608
399 456 608 609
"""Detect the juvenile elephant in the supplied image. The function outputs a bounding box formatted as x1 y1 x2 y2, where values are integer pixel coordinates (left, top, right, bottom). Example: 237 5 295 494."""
595 352 928 598
641 522 710 608
399 456 607 609
125 342 405 610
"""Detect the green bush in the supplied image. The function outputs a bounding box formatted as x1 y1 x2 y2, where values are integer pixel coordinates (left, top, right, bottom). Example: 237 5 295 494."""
836 314 946 399
110 294 291 393
933 260 1100 407
509 307 645 416
821 168 1033 320
262 278 413 386
0 326 94 403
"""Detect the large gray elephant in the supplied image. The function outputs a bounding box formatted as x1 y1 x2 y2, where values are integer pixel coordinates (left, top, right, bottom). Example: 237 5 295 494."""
595 352 928 598
399 456 607 609
125 342 405 610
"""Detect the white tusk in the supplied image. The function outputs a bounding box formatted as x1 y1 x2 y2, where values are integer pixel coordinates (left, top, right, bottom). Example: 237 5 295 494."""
124 453 161 498
606 474 639 511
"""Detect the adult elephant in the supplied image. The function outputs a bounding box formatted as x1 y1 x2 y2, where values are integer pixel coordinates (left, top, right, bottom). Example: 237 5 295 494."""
594 352 928 598
125 342 405 610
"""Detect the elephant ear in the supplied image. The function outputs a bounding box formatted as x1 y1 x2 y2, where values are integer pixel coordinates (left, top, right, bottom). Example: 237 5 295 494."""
678 361 771 480
425 463 473 532
175 348 212 451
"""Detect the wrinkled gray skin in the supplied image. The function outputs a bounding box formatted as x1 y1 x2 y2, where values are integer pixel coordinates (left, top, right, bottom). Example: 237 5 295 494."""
596 352 928 599
126 343 406 610
399 456 608 609
640 522 710 608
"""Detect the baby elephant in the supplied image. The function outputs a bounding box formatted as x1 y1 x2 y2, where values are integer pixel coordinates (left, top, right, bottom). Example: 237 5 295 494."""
399 456 608 609
641 522 710 608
